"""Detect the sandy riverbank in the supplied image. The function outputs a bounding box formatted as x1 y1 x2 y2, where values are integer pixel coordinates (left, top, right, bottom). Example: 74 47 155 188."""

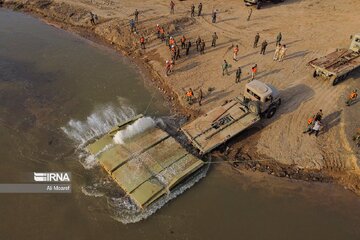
2 0 360 193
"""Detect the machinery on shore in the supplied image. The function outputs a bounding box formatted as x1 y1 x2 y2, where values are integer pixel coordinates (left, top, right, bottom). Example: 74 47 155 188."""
86 80 281 210
181 80 281 154
244 0 285 9
309 33 360 86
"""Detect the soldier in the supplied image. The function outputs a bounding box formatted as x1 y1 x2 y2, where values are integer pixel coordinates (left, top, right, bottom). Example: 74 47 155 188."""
276 32 282 46
191 4 195 17
222 60 230 76
186 40 192 56
212 11 217 23
212 32 218 47
200 40 205 54
196 36 201 52
181 35 186 49
165 32 170 46
253 33 260 48
90 12 96 25
247 8 252 21
235 66 242 83
273 43 282 61
134 9 139 23
314 109 323 121
156 24 161 38
260 40 268 55
198 3 203 16
198 89 203 106
170 1 175 14
176 45 181 60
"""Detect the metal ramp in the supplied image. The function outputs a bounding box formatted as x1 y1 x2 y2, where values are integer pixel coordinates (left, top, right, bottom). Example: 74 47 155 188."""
181 98 260 154
86 115 204 208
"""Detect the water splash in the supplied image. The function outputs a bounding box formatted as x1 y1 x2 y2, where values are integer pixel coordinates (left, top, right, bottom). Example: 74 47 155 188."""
113 117 156 144
61 104 135 146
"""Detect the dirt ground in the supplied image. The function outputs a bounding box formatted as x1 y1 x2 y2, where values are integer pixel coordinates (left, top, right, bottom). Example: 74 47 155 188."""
3 0 360 192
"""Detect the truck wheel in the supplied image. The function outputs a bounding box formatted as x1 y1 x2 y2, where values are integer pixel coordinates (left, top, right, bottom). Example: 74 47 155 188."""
330 76 339 86
248 101 260 115
256 2 262 9
312 71 318 78
266 106 277 118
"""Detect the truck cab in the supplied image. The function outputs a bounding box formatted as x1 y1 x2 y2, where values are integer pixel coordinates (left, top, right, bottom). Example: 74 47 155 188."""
350 34 360 52
241 80 281 118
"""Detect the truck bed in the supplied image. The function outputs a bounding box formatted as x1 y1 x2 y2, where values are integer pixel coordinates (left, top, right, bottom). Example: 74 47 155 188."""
309 49 360 76
181 98 260 154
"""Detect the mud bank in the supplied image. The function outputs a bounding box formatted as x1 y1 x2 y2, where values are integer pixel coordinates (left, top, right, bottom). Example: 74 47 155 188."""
2 0 360 194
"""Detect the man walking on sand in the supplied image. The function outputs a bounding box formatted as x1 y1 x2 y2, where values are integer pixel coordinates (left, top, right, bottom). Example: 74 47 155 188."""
212 11 217 23
212 32 218 47
198 89 203 106
278 44 287 61
260 40 268 55
170 1 175 14
134 9 139 23
198 3 203 16
235 66 242 83
253 33 260 48
233 45 239 61
222 60 230 76
276 32 282 46
191 4 195 17
247 8 252 21
196 36 201 52
273 43 282 61
186 40 192 56
308 120 322 137
200 40 205 54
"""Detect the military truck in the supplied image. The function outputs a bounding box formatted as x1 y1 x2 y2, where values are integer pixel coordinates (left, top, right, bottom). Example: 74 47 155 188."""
244 0 285 9
181 80 281 154
309 33 360 86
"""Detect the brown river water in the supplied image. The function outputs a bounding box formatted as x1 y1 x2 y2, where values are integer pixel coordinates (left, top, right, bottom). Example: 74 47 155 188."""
0 9 359 240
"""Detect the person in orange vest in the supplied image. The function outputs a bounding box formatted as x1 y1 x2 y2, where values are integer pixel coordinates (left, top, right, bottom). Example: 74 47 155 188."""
346 89 358 106
186 88 194 104
169 37 175 50
181 35 186 49
251 64 257 80
170 1 175 14
140 36 145 49
303 115 315 133
233 45 239 61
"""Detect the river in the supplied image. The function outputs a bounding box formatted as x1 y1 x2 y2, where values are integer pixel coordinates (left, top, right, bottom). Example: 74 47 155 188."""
0 8 359 240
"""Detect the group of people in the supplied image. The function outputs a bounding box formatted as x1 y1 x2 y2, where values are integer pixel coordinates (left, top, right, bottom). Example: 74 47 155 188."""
185 88 204 106
190 3 203 17
303 110 323 137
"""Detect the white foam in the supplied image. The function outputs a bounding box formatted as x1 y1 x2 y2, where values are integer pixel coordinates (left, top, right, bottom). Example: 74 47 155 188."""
61 104 135 146
113 117 156 144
